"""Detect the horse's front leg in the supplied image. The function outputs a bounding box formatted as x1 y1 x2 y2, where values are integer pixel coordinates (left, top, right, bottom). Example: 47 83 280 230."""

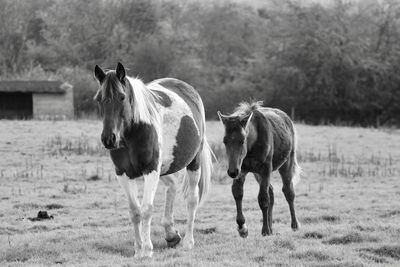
256 161 273 236
117 175 143 258
232 171 248 238
140 170 160 258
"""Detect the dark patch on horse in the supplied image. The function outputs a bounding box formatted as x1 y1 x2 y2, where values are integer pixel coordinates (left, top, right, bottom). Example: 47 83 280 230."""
152 90 172 107
110 122 159 179
187 152 201 171
166 115 201 174
156 78 204 136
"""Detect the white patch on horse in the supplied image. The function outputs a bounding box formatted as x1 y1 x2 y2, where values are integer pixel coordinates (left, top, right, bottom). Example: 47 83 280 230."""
147 82 199 174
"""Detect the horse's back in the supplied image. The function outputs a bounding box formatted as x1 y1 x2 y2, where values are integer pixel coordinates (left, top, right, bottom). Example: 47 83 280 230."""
148 78 205 135
257 108 296 170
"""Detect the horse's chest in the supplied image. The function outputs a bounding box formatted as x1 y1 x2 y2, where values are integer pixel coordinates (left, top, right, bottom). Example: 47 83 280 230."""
110 124 160 179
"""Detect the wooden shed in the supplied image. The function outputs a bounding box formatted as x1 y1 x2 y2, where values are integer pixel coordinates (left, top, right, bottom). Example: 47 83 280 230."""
0 81 74 119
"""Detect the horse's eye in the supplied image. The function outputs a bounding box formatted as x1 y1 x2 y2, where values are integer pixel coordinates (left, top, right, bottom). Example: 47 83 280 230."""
119 93 126 102
239 140 244 145
223 138 227 144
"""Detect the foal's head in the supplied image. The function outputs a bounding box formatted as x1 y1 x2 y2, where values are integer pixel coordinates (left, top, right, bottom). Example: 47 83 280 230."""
93 63 131 149
218 111 254 178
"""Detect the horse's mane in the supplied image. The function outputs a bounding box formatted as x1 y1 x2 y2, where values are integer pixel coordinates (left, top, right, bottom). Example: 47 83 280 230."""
101 71 160 125
126 76 160 125
231 101 263 117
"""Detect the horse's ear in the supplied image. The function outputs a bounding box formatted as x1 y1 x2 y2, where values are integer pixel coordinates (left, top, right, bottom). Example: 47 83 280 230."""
217 111 228 125
116 62 126 82
240 112 253 130
94 65 106 84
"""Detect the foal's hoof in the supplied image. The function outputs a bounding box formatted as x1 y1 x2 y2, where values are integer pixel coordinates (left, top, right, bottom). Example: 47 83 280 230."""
261 226 272 236
291 220 300 231
238 224 248 238
166 231 182 248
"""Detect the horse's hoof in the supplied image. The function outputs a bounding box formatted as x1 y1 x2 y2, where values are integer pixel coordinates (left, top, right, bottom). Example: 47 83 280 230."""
133 250 142 259
262 227 272 236
140 249 153 259
291 220 300 231
182 237 194 250
238 224 248 238
166 231 182 248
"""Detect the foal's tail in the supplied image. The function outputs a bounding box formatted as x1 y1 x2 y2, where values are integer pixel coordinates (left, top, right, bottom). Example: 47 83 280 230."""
292 127 302 187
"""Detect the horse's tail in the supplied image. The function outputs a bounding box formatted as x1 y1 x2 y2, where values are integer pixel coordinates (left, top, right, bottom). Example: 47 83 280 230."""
182 137 213 207
197 138 213 206
292 126 302 187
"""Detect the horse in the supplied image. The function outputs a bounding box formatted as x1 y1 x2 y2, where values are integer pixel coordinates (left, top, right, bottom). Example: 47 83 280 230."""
217 101 301 237
93 62 213 258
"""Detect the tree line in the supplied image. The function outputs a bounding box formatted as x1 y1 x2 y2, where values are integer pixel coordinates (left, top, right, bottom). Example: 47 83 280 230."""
0 0 399 126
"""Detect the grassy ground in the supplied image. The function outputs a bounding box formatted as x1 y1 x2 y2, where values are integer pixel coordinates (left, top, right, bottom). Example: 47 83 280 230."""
0 120 399 266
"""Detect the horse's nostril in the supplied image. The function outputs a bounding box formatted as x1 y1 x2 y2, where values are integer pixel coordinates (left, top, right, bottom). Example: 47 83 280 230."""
111 133 116 143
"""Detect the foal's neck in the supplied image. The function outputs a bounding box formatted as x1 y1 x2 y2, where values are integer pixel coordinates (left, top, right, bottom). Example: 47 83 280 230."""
246 119 257 151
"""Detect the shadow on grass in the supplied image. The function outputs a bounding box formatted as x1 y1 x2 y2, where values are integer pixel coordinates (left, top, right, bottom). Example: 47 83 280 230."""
323 232 379 245
361 245 400 260
291 250 331 261
2 247 60 263
301 215 340 224
303 231 324 239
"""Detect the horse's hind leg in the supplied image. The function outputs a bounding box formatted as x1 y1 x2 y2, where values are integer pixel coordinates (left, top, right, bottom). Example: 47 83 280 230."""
182 156 201 250
232 171 248 238
279 158 300 231
160 171 184 248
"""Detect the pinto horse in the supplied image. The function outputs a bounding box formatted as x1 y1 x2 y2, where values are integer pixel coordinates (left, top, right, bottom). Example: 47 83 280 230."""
93 63 213 258
218 101 301 237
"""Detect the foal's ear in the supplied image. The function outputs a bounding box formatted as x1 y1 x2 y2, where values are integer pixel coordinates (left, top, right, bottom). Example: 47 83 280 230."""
240 112 253 130
217 111 228 125
116 62 126 82
94 65 106 84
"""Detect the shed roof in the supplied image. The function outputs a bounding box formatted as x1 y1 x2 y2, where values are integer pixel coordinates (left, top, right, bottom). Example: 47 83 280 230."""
0 81 68 94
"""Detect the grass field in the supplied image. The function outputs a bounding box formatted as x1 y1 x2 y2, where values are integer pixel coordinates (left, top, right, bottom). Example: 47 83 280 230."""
0 120 399 266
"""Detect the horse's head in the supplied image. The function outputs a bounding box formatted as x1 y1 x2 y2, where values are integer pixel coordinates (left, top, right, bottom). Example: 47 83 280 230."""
93 62 131 150
218 111 254 178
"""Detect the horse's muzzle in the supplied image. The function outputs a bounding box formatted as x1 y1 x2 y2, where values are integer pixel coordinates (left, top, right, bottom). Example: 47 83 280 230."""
227 168 239 178
101 132 117 150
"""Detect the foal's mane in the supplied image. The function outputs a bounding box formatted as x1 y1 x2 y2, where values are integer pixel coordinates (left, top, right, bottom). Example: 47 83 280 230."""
101 71 160 125
231 101 263 117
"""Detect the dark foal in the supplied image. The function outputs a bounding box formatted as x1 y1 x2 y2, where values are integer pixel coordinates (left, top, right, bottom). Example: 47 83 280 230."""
218 101 301 237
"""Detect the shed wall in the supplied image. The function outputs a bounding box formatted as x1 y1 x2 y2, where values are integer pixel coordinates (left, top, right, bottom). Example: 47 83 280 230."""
32 85 74 119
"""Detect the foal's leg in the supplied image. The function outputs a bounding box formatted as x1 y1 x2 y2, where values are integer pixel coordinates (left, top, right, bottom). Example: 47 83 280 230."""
160 171 184 248
117 175 143 258
279 160 300 231
182 157 201 250
268 184 274 231
255 164 273 236
232 171 248 238
140 170 160 258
